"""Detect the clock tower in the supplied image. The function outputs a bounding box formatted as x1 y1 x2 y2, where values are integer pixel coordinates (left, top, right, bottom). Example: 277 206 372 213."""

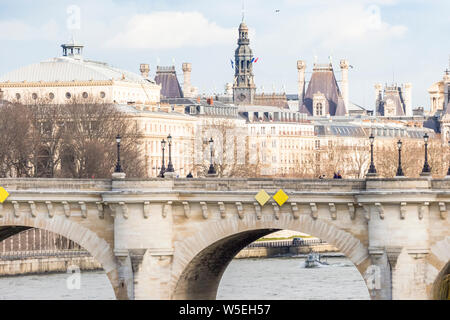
233 21 256 105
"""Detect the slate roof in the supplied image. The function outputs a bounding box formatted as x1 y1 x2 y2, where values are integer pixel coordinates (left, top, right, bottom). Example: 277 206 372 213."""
377 86 406 116
154 66 183 99
299 66 346 116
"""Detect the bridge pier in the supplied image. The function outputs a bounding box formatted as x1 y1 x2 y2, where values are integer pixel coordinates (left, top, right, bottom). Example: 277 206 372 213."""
113 249 134 300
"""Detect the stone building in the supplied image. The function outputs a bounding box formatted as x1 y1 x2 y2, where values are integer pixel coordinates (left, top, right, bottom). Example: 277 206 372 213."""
0 42 161 105
298 60 349 117
428 69 450 115
240 105 315 176
375 83 412 117
231 20 288 108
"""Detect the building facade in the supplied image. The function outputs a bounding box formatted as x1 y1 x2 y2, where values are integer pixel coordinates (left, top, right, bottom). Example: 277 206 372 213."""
375 83 413 117
0 42 161 105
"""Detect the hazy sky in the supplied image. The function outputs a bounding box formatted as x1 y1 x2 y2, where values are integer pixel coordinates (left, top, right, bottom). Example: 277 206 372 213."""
0 0 448 110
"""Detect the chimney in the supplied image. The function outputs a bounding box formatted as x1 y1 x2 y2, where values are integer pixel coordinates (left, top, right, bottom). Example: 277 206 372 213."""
140 64 150 78
375 83 383 115
402 83 412 116
340 59 349 115
297 60 306 110
182 62 192 98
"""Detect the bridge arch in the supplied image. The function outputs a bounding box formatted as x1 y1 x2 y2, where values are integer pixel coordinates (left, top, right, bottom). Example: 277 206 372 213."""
429 237 450 299
170 214 371 300
0 210 120 299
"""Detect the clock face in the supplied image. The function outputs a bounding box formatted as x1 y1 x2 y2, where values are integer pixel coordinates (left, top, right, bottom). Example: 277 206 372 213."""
239 93 246 101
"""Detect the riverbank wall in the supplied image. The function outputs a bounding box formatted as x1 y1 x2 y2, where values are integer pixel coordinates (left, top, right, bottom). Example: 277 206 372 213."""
0 255 102 276
235 243 341 259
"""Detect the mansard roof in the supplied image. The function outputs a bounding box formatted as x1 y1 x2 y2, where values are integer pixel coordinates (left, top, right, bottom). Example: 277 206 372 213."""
154 66 183 99
299 64 346 116
377 86 406 116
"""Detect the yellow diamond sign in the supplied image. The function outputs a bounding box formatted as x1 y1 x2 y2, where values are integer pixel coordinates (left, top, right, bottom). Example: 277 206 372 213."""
255 189 270 206
273 189 289 207
0 187 9 203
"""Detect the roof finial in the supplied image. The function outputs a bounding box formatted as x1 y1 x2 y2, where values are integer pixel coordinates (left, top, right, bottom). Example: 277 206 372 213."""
242 0 245 22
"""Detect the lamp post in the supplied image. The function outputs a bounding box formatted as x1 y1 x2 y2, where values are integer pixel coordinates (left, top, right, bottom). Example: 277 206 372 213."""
158 139 166 177
207 137 216 175
421 133 431 175
166 134 174 173
114 134 123 173
396 139 404 177
367 133 377 175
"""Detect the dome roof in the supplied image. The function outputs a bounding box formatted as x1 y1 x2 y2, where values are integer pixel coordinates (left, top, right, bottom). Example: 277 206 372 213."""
0 56 153 85
239 22 248 30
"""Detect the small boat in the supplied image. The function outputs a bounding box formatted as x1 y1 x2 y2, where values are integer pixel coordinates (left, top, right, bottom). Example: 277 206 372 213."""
304 252 329 268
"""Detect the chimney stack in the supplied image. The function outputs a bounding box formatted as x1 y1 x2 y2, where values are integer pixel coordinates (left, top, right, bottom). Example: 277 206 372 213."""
140 64 150 78
182 62 192 98
375 83 383 116
402 83 412 116
340 59 349 115
297 60 306 111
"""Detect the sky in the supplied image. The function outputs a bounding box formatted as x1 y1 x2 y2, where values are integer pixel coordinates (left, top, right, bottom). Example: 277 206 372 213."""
0 0 449 110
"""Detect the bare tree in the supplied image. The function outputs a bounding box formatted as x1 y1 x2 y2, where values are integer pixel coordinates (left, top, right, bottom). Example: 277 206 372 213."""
0 99 146 179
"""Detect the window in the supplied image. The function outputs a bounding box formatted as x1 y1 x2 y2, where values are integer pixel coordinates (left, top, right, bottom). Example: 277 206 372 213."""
32 93 38 100
100 91 106 99
315 140 321 149
315 103 323 116
82 92 89 99
15 93 21 100
65 92 72 99
49 92 55 100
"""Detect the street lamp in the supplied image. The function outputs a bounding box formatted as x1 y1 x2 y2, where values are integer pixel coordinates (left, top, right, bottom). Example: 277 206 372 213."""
421 133 431 175
114 134 123 173
207 137 216 175
158 139 166 177
396 139 404 177
367 133 377 175
166 134 174 173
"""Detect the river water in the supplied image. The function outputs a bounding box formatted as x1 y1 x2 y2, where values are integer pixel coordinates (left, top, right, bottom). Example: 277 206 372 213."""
0 257 370 300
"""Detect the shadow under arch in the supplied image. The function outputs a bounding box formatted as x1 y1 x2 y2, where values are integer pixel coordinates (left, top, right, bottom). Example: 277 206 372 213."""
0 213 120 299
171 215 371 300
432 261 450 300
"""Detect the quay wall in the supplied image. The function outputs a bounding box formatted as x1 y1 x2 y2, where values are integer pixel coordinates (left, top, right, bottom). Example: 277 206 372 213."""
0 256 102 276
235 243 340 259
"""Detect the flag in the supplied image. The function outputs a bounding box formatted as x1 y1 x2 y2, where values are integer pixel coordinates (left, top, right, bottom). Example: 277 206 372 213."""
254 57 259 63
250 58 255 63
230 59 234 69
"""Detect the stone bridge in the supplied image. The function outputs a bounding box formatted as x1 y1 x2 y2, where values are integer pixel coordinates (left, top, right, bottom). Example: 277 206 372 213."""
0 177 448 300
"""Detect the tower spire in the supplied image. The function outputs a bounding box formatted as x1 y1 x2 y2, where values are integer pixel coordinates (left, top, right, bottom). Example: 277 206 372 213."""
242 0 245 22
233 18 256 105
